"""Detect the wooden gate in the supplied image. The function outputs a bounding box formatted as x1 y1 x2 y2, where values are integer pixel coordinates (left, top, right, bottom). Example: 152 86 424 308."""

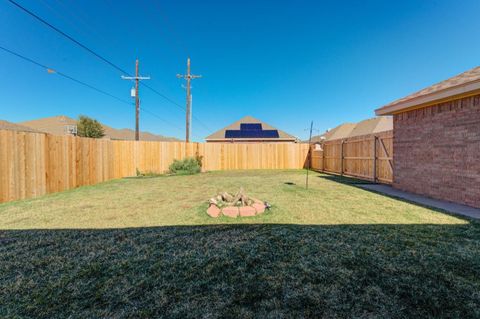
310 131 393 184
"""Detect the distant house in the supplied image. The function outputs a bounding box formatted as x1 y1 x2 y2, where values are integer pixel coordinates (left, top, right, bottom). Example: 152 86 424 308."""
20 115 78 136
0 120 42 133
308 117 392 144
20 115 179 141
308 123 356 144
347 117 392 138
205 116 298 143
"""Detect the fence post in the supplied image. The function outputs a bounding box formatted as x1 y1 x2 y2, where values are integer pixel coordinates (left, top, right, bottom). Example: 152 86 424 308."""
322 144 325 172
340 140 344 176
308 144 313 170
372 136 377 183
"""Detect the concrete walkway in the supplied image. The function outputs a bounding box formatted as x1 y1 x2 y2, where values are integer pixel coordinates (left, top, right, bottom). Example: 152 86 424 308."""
358 184 480 220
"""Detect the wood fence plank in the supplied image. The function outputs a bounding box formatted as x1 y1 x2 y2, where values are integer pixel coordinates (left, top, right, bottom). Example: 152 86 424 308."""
313 131 393 184
0 129 312 203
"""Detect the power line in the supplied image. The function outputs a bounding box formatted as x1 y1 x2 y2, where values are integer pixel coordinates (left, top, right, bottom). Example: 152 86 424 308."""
140 82 211 133
0 45 131 105
0 45 184 133
7 0 130 75
140 107 203 141
141 83 183 109
139 1 213 134
37 0 86 39
52 0 113 46
7 0 213 136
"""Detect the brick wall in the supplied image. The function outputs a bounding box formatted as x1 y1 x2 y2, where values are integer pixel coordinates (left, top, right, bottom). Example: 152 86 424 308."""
393 94 480 208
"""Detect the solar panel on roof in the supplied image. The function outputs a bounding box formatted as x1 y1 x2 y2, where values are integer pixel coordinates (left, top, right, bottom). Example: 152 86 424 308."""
225 130 238 138
240 123 262 131
225 122 280 139
225 129 279 138
262 130 280 138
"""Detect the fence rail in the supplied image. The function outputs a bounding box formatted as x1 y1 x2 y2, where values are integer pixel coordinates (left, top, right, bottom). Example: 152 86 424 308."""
0 130 310 203
310 131 393 184
0 129 392 204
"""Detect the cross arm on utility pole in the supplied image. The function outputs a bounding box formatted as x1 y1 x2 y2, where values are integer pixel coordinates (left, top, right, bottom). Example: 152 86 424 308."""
121 75 151 80
176 74 202 80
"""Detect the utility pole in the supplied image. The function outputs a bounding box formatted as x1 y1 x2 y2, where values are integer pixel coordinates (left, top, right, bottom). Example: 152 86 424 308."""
121 59 150 141
177 58 201 142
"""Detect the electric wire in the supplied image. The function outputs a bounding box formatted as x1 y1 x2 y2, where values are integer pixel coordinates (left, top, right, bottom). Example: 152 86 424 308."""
0 45 184 133
8 0 213 135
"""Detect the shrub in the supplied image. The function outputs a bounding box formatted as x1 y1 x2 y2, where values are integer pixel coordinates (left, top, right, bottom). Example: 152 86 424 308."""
77 115 105 138
195 155 203 169
169 156 202 175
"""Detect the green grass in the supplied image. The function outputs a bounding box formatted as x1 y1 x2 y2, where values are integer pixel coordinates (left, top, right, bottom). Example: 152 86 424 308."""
0 170 466 229
0 170 479 318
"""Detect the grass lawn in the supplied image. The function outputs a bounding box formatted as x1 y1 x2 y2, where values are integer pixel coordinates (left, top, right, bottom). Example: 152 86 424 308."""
1 170 479 318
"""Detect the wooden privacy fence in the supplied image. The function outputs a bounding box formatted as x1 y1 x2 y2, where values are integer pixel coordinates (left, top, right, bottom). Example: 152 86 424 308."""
0 130 310 203
310 131 393 184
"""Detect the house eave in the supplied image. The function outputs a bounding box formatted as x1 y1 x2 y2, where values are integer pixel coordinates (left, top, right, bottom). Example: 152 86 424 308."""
205 138 297 142
375 80 480 115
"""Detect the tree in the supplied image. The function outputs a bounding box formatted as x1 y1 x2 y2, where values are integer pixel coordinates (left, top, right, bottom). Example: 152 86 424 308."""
77 115 105 138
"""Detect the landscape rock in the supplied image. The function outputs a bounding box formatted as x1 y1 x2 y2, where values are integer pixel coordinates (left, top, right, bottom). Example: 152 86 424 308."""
207 205 221 218
239 206 256 217
252 197 263 204
206 189 268 218
222 206 239 218
222 192 234 202
252 202 266 214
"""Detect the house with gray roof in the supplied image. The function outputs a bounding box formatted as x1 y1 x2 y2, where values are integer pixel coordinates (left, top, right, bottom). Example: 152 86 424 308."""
0 120 42 133
205 116 298 143
307 117 392 144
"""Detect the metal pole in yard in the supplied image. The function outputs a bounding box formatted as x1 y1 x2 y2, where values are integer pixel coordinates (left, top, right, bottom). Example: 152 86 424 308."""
306 121 313 189
373 136 377 183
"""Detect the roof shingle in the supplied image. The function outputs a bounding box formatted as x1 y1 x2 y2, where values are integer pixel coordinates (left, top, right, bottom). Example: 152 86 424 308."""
0 120 42 133
376 66 480 114
20 115 180 141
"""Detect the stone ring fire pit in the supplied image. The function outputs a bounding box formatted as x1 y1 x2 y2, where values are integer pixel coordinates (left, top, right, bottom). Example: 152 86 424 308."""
207 188 267 218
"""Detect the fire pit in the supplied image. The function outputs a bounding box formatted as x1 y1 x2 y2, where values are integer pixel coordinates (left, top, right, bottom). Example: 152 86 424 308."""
207 188 267 218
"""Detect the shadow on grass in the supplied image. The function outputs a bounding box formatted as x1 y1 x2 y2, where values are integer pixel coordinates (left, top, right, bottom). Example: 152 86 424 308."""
317 172 479 221
1 222 479 318
316 172 375 185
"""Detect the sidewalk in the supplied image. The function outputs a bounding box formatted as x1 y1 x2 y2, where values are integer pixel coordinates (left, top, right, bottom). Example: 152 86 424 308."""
358 184 480 220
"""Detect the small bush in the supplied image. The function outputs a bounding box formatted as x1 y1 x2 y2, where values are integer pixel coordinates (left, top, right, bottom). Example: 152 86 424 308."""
169 156 202 175
77 115 105 138
195 155 203 169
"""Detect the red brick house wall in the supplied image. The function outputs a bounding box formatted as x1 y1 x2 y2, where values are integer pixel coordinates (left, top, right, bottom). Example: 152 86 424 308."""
393 94 480 208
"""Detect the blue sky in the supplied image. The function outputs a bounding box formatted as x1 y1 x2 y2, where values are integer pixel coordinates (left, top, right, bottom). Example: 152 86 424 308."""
1 0 480 141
